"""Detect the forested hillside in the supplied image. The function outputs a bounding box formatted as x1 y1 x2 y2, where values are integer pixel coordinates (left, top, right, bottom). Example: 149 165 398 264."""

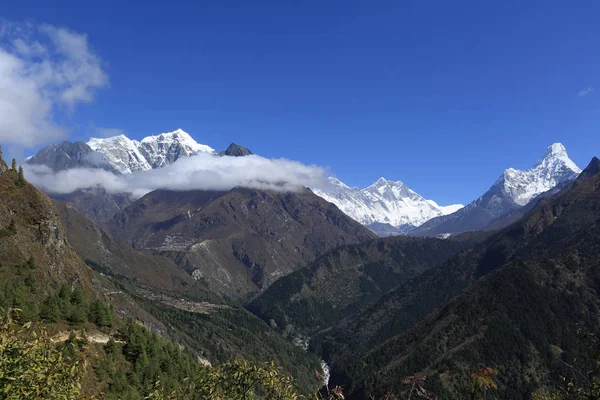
0 151 325 399
315 158 600 399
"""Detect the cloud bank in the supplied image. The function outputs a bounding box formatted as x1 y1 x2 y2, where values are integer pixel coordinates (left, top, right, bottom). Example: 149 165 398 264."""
24 152 327 198
0 21 108 147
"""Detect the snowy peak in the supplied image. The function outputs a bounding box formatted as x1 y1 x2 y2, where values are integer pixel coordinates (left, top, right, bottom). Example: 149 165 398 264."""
366 177 404 189
410 143 582 237
501 143 581 206
311 176 463 231
140 128 215 154
327 176 352 189
86 129 215 174
542 143 567 158
87 135 150 174
533 142 580 174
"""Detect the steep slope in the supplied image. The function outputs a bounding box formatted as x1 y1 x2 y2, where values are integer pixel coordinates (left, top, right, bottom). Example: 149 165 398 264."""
0 160 95 289
0 152 166 330
248 235 473 336
87 128 215 173
26 140 119 173
411 143 581 237
55 202 216 301
0 154 324 395
108 187 377 298
318 157 600 399
312 177 462 234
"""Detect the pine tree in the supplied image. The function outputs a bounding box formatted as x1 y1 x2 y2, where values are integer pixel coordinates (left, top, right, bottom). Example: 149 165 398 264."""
17 166 25 187
11 158 17 172
89 298 112 327
40 296 61 323
68 287 88 324
58 284 72 318
7 219 16 235
25 256 36 270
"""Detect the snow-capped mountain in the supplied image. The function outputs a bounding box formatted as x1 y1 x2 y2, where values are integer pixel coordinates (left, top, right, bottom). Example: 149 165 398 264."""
410 143 581 237
311 176 463 233
87 129 215 174
501 143 581 206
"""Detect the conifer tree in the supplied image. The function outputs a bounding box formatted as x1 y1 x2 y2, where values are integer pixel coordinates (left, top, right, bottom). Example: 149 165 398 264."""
7 219 16 235
11 158 17 171
17 166 25 186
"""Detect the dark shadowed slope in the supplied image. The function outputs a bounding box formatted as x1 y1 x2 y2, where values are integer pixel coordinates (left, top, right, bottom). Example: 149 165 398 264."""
248 235 473 336
220 142 253 157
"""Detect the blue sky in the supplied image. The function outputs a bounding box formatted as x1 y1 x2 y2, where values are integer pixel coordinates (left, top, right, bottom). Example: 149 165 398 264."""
2 0 599 205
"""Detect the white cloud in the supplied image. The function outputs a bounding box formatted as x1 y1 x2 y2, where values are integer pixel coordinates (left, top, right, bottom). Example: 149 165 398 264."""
0 21 108 148
24 152 327 198
578 87 595 97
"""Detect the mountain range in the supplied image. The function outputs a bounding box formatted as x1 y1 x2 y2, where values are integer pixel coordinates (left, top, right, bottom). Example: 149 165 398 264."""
311 177 463 235
6 130 600 399
87 128 216 173
25 130 581 240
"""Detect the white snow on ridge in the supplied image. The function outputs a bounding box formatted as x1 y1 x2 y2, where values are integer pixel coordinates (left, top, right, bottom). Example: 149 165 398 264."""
312 143 580 233
501 143 581 206
87 129 215 174
311 176 463 230
88 135 150 174
140 128 216 155
427 200 464 215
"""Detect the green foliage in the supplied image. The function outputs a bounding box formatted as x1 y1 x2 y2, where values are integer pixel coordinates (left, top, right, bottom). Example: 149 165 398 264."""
0 277 38 322
0 311 83 400
0 219 16 237
470 366 499 400
149 359 302 400
95 318 198 399
89 298 114 327
68 286 88 324
139 299 322 395
10 158 16 172
39 296 61 323
532 331 600 400
16 166 25 187
249 237 470 336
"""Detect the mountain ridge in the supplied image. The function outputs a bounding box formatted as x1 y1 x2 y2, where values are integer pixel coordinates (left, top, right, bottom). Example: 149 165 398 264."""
107 186 377 298
87 128 216 173
311 176 463 234
410 142 581 237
